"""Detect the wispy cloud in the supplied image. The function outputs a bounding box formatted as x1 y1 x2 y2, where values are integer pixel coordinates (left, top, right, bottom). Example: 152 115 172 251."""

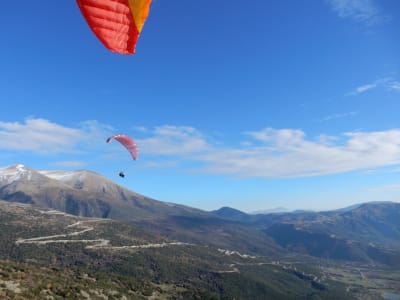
325 0 386 24
354 83 378 94
317 111 359 122
365 183 400 193
143 160 179 169
387 81 400 91
348 77 400 95
138 125 210 155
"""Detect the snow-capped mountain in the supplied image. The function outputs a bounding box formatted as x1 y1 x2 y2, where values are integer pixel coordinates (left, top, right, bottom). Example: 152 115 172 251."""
41 169 125 196
0 164 48 185
0 164 203 221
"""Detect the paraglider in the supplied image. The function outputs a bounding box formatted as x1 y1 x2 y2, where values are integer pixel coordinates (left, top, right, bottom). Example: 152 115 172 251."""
107 134 138 160
76 0 152 54
107 134 138 177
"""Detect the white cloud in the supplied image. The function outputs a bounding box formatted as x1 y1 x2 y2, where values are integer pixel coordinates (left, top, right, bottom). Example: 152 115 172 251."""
355 83 377 94
198 129 400 178
137 125 210 155
387 81 400 91
318 111 358 122
0 118 84 153
53 161 87 168
325 0 384 24
136 126 400 179
246 128 305 145
133 126 149 133
348 77 400 95
2 119 400 179
0 118 112 154
144 160 179 168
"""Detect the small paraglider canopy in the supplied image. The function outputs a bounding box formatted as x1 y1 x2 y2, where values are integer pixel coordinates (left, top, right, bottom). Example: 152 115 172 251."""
107 134 138 177
106 134 138 161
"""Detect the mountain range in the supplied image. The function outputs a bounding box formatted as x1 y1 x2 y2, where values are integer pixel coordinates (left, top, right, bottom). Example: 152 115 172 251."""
0 164 399 298
212 202 400 266
0 198 358 299
0 164 281 257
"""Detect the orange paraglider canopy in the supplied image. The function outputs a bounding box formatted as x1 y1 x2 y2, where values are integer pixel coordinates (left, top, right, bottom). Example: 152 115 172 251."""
76 0 152 54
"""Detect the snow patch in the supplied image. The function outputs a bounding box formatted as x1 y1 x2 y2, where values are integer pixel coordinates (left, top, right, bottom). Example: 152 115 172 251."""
39 170 89 190
39 170 77 181
16 164 25 170
0 164 32 184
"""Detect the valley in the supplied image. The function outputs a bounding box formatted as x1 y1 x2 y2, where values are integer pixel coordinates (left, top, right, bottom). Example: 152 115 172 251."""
0 164 399 299
0 200 352 299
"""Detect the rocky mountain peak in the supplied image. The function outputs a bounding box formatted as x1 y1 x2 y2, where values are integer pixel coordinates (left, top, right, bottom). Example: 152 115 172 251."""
0 164 37 184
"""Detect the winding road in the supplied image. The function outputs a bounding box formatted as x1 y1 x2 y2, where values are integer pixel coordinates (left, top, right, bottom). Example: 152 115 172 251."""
15 212 193 250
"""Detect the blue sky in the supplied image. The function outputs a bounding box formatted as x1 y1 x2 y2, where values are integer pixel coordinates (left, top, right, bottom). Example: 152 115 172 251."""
1 0 400 212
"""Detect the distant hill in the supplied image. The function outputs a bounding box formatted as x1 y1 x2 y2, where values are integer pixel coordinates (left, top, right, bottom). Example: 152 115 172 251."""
261 202 400 265
210 206 253 222
211 202 400 266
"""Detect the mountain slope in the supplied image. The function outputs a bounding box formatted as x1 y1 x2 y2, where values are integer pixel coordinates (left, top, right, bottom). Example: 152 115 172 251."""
0 164 205 221
260 202 400 265
0 164 282 257
0 200 354 300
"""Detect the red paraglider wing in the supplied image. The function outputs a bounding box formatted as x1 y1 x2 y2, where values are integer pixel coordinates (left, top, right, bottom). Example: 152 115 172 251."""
106 134 138 160
76 0 152 54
